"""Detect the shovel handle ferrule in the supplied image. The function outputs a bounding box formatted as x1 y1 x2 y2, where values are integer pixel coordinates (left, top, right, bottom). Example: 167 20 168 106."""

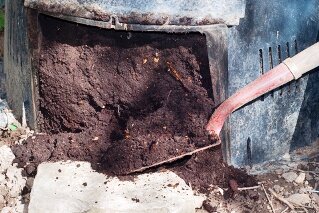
283 42 319 79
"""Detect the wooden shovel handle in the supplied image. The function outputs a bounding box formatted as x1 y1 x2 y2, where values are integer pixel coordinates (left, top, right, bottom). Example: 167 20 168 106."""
284 42 319 79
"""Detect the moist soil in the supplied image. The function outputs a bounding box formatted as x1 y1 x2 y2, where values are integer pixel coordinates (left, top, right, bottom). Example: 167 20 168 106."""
12 15 256 192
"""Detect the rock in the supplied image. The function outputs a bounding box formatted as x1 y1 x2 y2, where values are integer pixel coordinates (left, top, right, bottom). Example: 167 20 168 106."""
229 179 238 192
26 177 35 190
0 194 5 209
305 173 313 181
311 193 319 204
282 153 291 161
275 169 283 175
1 207 12 213
273 185 281 193
287 194 311 206
0 174 5 182
0 145 15 172
25 164 36 175
0 145 26 212
5 165 26 198
299 188 307 193
294 173 305 184
282 172 298 182
0 185 8 196
247 190 259 201
29 161 205 213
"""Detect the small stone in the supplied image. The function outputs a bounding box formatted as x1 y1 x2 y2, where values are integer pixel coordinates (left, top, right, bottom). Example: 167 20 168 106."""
0 195 5 209
247 190 259 201
283 191 289 197
287 194 311 206
282 172 298 182
273 185 281 193
26 178 35 190
305 173 313 181
282 153 291 160
294 173 305 184
6 196 17 206
23 193 30 203
311 193 319 204
0 174 5 182
299 188 307 193
275 169 283 175
25 164 36 175
0 194 5 203
0 185 7 196
229 179 238 192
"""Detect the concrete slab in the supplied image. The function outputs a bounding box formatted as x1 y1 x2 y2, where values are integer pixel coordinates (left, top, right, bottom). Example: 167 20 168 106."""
29 161 205 213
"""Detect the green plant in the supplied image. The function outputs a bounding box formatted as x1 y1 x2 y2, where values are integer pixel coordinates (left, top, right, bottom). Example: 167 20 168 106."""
0 10 4 31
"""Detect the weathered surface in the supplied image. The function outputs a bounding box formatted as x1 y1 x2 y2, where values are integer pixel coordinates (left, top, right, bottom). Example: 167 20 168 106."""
4 0 36 128
24 0 245 26
0 145 26 212
226 0 319 168
29 161 205 213
0 60 5 99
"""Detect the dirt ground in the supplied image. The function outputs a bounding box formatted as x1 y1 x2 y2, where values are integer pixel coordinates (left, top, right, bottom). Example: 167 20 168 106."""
2 128 319 212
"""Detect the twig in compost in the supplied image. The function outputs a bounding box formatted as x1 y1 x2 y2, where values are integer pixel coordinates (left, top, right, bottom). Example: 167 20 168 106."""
166 61 191 92
237 185 260 191
164 90 172 106
127 139 221 174
166 61 182 81
261 184 275 213
268 188 295 211
280 207 289 213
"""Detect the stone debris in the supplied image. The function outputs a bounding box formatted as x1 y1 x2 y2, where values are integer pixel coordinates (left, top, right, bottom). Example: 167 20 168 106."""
305 173 313 180
282 171 298 182
273 185 282 193
0 145 26 212
286 193 311 206
294 172 305 184
311 193 319 205
29 161 206 213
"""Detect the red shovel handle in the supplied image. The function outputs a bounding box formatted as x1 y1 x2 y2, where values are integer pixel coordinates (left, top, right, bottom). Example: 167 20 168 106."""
206 42 319 136
206 63 294 136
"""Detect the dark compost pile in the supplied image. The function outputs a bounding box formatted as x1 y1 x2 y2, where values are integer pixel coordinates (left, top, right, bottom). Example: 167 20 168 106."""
12 15 256 193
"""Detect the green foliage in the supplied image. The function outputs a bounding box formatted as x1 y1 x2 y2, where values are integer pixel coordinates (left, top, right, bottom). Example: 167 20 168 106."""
0 10 4 31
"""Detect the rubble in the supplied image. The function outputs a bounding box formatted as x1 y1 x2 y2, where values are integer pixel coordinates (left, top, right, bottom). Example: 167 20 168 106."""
0 145 26 212
294 172 305 184
286 193 311 206
282 171 298 182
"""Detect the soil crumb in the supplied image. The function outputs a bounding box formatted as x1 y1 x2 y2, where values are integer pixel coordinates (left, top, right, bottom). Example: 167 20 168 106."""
12 14 256 191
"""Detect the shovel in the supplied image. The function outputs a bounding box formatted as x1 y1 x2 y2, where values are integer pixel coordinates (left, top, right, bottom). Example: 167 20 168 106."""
128 42 319 174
